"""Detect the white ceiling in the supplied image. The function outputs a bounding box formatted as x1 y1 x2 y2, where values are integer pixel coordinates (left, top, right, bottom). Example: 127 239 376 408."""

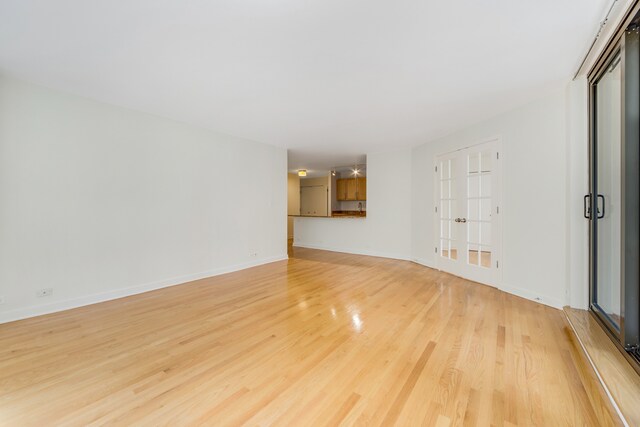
0 0 607 172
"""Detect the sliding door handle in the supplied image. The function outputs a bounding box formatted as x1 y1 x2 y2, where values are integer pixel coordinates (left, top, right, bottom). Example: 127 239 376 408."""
597 194 605 219
584 194 592 219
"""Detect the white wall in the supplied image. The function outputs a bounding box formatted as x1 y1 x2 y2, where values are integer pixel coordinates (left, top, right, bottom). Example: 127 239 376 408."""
294 149 412 260
566 77 590 310
287 173 300 239
0 76 287 323
412 89 569 308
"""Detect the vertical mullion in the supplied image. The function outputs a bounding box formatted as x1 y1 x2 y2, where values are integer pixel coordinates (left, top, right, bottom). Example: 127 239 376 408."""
478 153 483 263
466 153 470 266
448 177 452 259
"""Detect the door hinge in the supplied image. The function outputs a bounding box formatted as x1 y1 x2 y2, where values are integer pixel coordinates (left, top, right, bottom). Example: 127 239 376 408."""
435 247 438 253
435 165 438 173
496 260 499 268
496 152 500 160
435 206 438 213
496 206 500 214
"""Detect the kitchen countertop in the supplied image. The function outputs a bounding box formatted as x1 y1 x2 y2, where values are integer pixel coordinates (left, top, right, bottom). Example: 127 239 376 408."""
289 212 366 219
331 211 366 218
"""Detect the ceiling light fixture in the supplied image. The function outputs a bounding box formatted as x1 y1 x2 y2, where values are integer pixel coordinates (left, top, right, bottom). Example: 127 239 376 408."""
298 170 307 177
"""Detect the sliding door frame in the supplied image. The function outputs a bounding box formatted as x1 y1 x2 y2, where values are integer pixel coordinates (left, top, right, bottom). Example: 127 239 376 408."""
588 22 640 354
621 26 640 350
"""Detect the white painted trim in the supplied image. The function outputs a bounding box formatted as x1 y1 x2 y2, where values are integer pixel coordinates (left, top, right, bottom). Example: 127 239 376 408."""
499 282 564 310
411 257 438 270
0 255 288 324
435 135 503 157
293 242 410 261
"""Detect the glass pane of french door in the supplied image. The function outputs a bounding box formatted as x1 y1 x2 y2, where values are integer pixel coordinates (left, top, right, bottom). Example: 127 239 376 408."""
439 157 459 261
593 51 623 330
466 150 492 269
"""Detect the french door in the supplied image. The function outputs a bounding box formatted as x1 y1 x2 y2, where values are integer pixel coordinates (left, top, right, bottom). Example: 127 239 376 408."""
435 140 501 286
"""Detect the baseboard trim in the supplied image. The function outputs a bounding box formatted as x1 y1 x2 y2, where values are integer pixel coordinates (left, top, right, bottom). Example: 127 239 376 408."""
0 255 288 324
410 257 437 270
499 283 564 310
292 242 410 261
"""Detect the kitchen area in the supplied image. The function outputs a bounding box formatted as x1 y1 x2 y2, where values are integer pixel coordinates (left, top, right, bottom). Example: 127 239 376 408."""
287 162 367 242
331 165 367 217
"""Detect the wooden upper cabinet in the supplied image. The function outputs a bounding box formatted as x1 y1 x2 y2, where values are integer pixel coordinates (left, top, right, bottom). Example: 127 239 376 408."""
356 177 366 201
336 179 347 201
345 179 357 200
336 178 366 201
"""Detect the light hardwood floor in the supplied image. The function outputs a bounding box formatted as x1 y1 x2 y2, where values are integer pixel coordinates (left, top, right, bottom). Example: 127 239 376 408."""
0 247 621 426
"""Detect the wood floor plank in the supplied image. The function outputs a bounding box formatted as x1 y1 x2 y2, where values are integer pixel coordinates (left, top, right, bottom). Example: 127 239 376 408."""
0 246 622 426
380 341 436 427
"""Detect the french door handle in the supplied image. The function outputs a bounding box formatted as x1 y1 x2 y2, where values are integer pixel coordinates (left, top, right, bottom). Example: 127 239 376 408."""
454 218 467 223
597 194 605 219
584 194 592 219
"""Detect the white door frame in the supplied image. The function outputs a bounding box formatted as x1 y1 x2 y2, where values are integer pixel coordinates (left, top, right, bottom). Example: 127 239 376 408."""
433 137 503 287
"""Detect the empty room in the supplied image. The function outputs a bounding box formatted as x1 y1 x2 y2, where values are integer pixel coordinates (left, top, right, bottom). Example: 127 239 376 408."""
2 0 640 425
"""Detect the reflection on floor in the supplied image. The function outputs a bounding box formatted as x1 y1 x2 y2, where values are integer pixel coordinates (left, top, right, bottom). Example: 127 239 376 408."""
441 249 492 267
0 247 619 425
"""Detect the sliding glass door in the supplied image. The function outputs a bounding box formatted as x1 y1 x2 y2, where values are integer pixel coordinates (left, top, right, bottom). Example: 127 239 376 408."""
589 26 640 353
592 50 623 331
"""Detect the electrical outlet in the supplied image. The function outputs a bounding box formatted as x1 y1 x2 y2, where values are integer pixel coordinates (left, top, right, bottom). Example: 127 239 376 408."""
36 288 53 298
